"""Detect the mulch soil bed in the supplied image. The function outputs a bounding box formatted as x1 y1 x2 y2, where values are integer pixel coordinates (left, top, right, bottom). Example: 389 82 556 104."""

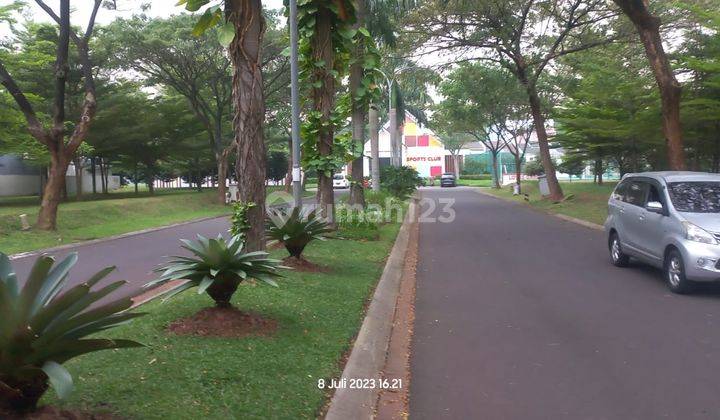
166 306 278 338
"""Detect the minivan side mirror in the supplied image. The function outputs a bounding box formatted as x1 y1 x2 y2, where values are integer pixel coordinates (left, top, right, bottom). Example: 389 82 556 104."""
646 201 664 214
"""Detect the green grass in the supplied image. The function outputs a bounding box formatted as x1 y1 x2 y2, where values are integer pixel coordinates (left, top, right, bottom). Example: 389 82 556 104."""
44 222 401 419
457 178 494 187
481 180 617 225
0 186 308 255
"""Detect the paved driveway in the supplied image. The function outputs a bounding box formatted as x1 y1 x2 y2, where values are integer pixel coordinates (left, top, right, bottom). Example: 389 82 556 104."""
411 187 720 419
9 191 346 298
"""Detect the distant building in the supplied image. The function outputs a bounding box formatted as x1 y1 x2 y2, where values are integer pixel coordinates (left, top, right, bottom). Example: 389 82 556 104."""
0 154 120 197
362 111 483 178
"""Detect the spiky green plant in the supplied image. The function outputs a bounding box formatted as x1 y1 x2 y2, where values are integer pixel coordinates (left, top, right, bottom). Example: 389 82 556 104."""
0 252 144 414
266 207 333 259
150 235 282 308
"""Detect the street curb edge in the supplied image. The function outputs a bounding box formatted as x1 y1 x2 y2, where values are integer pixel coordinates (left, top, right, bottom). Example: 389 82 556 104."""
324 196 419 420
471 187 604 231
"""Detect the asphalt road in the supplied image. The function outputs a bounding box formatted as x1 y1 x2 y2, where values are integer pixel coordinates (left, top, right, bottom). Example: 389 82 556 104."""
10 191 345 298
410 187 720 420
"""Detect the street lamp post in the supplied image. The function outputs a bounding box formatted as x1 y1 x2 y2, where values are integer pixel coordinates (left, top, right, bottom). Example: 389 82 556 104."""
289 0 302 208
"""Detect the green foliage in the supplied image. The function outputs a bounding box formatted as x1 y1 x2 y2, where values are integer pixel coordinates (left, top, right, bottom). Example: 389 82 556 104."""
380 166 423 199
336 205 381 241
0 252 144 412
554 43 662 173
557 156 586 178
230 202 257 238
266 151 288 183
266 207 332 258
523 159 546 176
150 235 282 307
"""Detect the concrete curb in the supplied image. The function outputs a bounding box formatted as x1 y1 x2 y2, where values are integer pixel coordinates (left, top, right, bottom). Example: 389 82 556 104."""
471 187 604 231
553 214 604 231
8 214 230 261
325 197 419 420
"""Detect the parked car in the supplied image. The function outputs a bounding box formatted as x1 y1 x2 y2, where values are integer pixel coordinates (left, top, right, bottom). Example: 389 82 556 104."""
440 172 456 187
604 172 720 293
333 173 349 189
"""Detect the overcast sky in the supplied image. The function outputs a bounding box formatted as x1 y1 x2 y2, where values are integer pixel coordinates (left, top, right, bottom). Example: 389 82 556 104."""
0 0 285 38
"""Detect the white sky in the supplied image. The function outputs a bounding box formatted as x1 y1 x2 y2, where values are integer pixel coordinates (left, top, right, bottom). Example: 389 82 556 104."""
0 0 285 38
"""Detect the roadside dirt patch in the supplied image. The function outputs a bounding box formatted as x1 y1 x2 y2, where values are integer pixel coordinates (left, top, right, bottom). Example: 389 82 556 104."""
1 406 121 420
167 307 277 338
282 256 330 273
375 215 418 419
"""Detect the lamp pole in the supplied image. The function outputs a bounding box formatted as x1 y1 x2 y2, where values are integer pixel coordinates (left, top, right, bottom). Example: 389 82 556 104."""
289 0 302 208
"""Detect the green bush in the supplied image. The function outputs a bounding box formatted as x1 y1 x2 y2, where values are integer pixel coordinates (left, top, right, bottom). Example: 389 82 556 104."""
265 207 332 258
380 166 423 199
151 235 282 307
0 252 144 413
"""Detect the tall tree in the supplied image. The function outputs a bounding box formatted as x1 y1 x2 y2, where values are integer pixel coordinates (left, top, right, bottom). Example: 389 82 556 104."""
298 0 357 225
406 0 620 201
0 0 103 229
105 15 234 204
178 0 269 251
612 0 686 170
435 63 529 189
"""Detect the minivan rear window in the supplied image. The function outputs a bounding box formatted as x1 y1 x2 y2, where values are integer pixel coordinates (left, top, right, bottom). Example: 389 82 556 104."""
668 182 720 213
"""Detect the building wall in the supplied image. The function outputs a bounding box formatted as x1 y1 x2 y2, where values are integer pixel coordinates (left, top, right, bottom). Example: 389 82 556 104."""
0 155 120 197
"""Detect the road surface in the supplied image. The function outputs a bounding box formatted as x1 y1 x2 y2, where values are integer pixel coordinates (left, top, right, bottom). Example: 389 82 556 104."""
9 191 346 298
410 187 720 419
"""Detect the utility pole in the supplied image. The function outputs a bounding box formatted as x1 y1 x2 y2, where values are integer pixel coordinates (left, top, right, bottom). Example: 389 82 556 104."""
289 0 302 207
369 104 380 191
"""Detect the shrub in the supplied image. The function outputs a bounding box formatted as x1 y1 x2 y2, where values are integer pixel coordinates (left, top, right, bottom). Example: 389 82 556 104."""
336 205 381 241
151 235 282 308
230 202 257 237
380 166 423 199
0 252 144 413
266 207 332 258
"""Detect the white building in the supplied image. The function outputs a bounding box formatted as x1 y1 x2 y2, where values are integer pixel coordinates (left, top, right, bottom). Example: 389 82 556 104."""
0 155 120 197
362 112 484 178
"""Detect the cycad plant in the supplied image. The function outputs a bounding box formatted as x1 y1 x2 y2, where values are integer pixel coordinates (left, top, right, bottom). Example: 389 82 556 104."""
266 207 332 259
150 235 282 308
0 252 144 413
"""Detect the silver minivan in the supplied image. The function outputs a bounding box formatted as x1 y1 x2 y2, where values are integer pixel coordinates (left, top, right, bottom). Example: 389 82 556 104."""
604 172 720 293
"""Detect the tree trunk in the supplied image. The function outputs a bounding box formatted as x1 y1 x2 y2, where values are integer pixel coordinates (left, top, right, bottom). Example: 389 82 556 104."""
595 159 604 185
216 154 228 204
491 151 500 189
147 173 155 195
285 136 293 192
389 107 398 167
348 0 366 207
517 68 563 200
134 162 139 194
36 151 68 230
227 0 267 251
515 155 522 193
312 7 337 226
73 156 83 200
369 104 380 191
613 0 686 170
90 156 97 194
452 153 461 179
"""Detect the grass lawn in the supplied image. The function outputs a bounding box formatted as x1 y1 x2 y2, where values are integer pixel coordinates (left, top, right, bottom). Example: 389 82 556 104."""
457 178 493 187
44 221 401 419
0 186 310 255
481 180 617 225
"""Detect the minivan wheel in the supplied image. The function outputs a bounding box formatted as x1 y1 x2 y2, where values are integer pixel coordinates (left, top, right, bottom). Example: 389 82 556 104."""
609 233 630 267
665 249 693 294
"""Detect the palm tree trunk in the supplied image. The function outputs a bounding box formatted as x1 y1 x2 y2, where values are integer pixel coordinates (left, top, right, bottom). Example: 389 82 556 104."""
312 7 337 225
227 0 267 251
